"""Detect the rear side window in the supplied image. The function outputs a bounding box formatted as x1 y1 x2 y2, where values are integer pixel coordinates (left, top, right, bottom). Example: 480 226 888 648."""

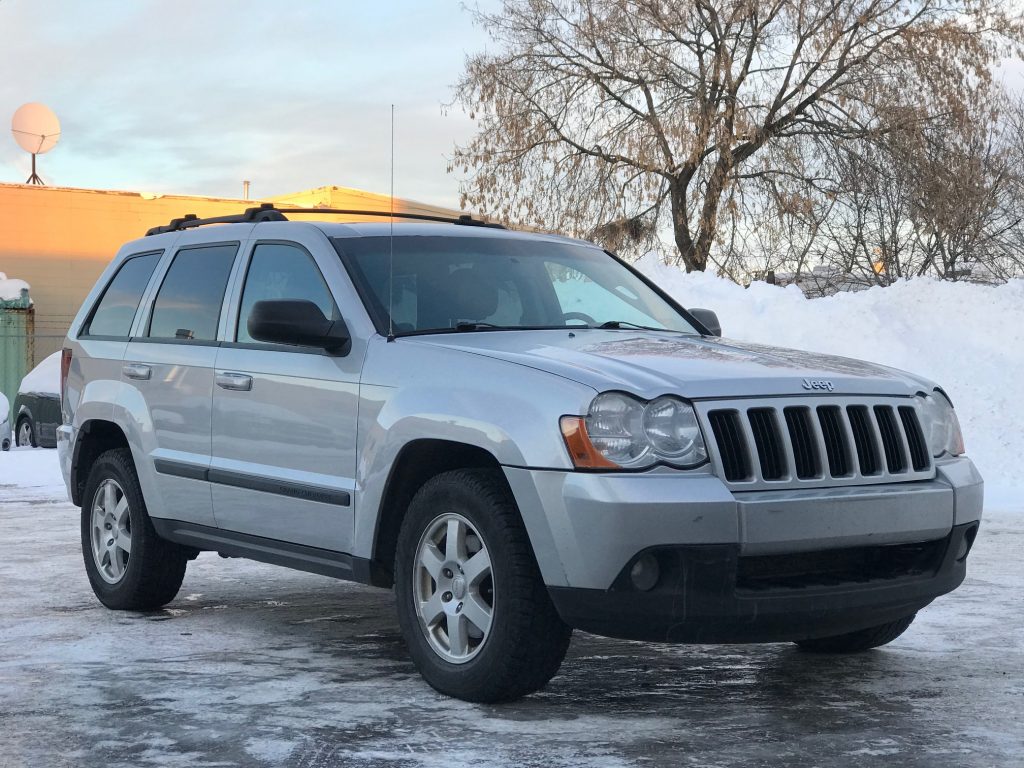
84 251 162 337
148 244 238 342
236 242 337 343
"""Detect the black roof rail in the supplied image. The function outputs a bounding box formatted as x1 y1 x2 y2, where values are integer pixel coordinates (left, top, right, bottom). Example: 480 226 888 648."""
144 203 505 236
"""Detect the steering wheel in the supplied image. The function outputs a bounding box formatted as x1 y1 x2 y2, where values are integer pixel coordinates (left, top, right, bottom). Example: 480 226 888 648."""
563 311 596 327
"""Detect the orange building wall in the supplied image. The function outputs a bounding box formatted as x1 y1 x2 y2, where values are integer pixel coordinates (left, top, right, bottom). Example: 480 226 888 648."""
0 182 466 364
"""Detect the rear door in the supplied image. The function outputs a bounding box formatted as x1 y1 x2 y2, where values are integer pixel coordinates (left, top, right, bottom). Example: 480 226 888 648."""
211 225 365 552
122 230 245 526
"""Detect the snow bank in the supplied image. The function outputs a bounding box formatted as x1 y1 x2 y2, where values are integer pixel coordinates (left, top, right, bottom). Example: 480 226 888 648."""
637 254 1024 505
0 448 65 499
19 351 62 396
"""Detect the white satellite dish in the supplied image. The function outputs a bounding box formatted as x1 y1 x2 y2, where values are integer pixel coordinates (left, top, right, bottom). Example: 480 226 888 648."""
11 103 61 185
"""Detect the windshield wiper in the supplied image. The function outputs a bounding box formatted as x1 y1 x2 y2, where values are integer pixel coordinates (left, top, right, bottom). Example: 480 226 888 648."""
597 320 666 332
454 322 515 332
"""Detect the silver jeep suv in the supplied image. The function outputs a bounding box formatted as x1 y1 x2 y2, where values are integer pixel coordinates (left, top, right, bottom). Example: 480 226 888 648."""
58 205 983 702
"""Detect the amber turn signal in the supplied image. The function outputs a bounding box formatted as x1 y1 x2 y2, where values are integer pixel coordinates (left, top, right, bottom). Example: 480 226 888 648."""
560 416 618 469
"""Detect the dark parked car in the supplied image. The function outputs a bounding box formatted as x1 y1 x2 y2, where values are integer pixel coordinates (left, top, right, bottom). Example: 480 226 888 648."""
14 351 61 448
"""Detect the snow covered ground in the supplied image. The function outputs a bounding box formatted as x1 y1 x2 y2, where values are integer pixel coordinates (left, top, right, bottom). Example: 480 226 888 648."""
636 259 1024 507
1 447 1022 767
1 273 1022 766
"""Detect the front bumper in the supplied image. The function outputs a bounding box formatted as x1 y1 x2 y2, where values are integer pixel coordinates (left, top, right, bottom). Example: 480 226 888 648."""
504 456 983 642
548 521 977 643
56 424 74 500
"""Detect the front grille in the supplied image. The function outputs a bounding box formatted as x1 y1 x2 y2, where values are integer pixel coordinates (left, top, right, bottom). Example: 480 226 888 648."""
737 539 946 591
702 397 933 488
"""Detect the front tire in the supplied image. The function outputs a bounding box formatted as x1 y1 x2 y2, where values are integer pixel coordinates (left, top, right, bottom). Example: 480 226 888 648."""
81 448 188 610
394 469 572 703
795 615 916 653
16 417 35 448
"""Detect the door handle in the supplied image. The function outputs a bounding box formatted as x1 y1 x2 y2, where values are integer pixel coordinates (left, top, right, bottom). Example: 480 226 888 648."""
216 372 253 392
122 363 152 381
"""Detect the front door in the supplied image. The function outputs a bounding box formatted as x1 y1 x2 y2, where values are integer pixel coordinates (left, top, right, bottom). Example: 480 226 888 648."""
211 237 361 553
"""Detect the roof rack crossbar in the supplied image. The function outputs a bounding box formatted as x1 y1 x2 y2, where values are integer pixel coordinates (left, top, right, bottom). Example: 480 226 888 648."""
145 203 287 236
144 203 504 236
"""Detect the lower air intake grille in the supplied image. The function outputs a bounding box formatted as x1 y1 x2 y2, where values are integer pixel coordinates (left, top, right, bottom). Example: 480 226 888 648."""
737 539 946 591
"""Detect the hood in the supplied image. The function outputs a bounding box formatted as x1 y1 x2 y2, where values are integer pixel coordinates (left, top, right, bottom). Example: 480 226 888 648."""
412 330 933 400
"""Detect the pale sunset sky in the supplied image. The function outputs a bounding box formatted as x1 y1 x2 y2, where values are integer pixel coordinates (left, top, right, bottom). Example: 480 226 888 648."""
0 0 497 208
1 1 1021 211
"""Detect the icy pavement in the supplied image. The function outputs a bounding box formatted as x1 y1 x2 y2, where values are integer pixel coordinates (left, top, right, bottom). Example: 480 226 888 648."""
0 448 1021 768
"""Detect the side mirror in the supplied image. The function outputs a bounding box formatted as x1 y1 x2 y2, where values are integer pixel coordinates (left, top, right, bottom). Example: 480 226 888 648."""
247 299 350 354
689 308 722 337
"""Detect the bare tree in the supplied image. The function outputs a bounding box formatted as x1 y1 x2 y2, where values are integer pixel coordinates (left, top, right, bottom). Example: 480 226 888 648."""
454 0 1024 271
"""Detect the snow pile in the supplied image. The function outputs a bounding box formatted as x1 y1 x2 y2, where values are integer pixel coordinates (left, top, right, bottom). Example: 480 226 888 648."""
637 254 1024 505
0 271 31 303
19 351 62 396
0 447 65 499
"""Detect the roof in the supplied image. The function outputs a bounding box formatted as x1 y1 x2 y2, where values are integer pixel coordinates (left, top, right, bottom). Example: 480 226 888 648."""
317 221 597 248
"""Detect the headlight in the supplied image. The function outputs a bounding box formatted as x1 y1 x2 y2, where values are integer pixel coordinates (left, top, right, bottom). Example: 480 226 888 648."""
918 391 964 457
642 396 707 463
560 392 708 469
585 392 652 467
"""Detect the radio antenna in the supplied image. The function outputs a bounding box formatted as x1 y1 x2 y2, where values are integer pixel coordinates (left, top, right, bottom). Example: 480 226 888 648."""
387 103 395 341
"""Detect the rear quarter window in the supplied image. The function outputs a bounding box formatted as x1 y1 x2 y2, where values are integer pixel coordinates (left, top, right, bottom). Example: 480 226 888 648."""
83 251 162 338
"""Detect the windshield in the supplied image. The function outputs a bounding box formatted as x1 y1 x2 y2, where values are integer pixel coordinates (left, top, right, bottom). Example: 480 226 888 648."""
334 235 699 336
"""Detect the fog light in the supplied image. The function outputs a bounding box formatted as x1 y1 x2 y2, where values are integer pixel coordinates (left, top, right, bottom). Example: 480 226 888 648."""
629 553 660 591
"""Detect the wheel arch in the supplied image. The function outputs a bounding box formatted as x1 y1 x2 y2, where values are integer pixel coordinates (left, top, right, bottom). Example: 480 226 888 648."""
70 419 132 506
368 438 506 588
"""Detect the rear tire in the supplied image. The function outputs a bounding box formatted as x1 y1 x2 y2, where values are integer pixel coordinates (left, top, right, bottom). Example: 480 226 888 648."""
81 448 188 610
795 615 916 653
16 417 36 448
394 468 572 703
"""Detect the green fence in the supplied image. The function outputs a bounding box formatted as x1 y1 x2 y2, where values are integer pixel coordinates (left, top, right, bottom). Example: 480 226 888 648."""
0 306 34 405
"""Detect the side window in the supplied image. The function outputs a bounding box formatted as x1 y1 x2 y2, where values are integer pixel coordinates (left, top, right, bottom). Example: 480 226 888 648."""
148 244 238 342
84 252 162 337
236 242 337 343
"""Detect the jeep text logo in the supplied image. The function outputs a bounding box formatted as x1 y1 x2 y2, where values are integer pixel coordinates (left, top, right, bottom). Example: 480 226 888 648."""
802 378 835 392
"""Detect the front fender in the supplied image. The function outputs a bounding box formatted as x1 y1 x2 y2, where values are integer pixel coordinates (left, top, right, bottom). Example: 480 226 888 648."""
351 337 597 561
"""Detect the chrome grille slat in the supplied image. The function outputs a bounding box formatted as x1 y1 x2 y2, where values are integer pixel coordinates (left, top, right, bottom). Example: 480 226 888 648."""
707 410 750 482
783 406 819 480
836 405 864 480
899 406 930 471
699 396 934 491
736 409 768 482
874 405 907 473
816 405 851 478
748 408 787 480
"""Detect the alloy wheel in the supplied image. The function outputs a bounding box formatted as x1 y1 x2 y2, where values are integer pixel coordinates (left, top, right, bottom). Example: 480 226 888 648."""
413 513 494 664
90 479 132 584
